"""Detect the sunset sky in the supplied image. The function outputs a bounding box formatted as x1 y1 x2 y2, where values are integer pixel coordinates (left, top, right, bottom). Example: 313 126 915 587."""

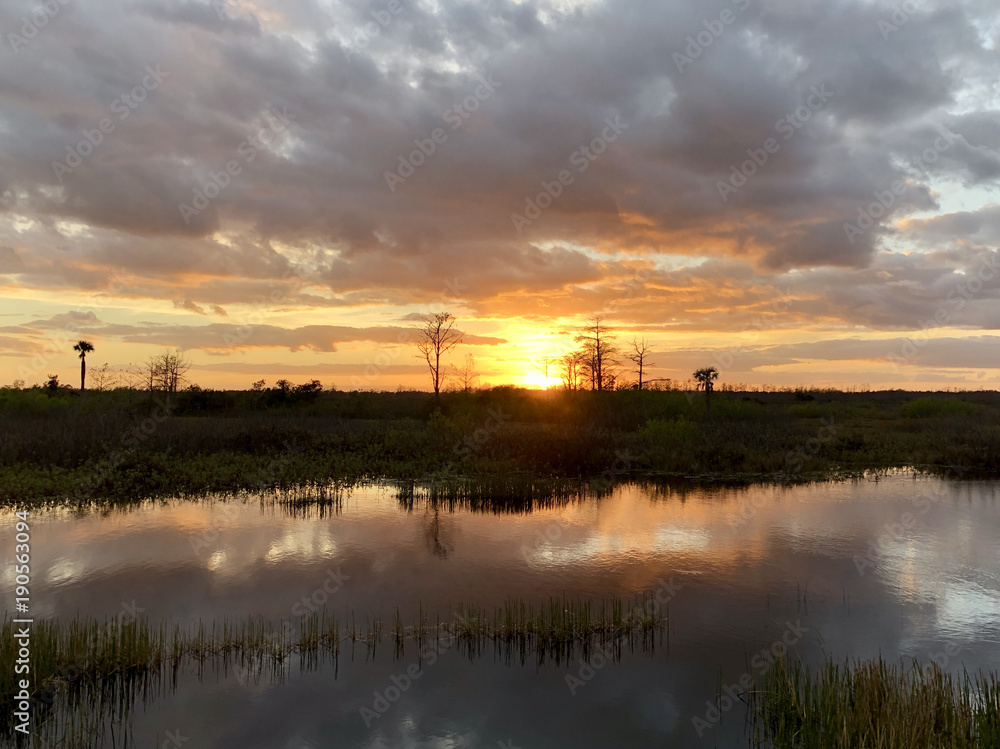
2 0 999 391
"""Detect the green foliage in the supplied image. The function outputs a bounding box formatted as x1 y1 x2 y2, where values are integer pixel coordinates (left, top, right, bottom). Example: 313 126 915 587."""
3 388 1000 505
710 397 763 420
641 417 697 444
0 387 72 415
900 397 981 418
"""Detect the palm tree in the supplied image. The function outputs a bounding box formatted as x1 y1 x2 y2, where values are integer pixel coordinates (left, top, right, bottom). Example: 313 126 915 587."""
73 341 94 391
693 367 719 416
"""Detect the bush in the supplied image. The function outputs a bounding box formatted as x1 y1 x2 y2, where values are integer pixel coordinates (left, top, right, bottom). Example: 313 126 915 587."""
640 417 697 445
900 397 980 418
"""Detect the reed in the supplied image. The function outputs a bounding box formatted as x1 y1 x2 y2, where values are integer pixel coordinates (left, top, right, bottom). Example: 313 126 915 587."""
750 657 1000 748
2 595 666 743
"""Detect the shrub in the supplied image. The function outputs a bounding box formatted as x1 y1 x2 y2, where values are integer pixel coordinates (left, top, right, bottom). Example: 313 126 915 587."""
900 397 980 418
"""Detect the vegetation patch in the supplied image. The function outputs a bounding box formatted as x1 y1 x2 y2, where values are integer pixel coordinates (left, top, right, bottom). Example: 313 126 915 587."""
750 657 1000 748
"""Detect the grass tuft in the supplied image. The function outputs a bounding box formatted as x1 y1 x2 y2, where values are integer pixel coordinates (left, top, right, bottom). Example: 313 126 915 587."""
750 657 1000 748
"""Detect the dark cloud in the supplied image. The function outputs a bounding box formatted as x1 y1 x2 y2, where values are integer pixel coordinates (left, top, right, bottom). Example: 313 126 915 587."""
1 0 1000 387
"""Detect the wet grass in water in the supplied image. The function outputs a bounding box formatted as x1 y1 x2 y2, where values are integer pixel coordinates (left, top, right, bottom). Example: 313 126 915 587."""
750 657 1000 748
1 595 665 746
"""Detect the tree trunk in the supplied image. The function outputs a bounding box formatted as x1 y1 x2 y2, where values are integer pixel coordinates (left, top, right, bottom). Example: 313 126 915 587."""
80 356 86 391
434 350 440 395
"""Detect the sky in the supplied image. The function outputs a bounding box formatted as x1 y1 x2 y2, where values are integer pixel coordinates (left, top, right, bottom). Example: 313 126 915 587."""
1 0 999 391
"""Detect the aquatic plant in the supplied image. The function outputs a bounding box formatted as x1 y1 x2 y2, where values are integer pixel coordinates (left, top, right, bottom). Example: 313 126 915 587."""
750 657 1000 748
1 595 666 745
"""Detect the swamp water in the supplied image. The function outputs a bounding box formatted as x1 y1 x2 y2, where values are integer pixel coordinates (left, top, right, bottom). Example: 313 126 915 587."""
2 474 999 748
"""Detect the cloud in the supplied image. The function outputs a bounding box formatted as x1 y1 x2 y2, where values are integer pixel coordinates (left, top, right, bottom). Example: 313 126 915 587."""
44 321 508 352
1 0 1000 387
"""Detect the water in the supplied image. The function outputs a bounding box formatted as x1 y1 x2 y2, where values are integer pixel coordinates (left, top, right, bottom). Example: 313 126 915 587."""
3 474 1000 747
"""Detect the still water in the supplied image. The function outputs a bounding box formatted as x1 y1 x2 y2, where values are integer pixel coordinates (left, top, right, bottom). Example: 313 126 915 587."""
3 474 1000 748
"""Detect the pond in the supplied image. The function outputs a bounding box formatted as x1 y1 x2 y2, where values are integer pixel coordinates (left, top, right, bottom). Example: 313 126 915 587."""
3 474 999 748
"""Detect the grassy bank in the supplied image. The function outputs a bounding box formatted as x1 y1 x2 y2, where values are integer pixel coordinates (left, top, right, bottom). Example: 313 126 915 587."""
3 386 1000 505
751 657 1000 748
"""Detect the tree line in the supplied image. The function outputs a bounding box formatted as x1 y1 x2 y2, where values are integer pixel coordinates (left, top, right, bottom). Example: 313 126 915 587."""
416 312 720 399
33 318 721 401
34 344 192 393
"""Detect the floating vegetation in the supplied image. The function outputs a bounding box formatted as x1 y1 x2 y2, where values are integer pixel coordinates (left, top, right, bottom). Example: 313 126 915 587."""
750 657 1000 748
1 595 666 747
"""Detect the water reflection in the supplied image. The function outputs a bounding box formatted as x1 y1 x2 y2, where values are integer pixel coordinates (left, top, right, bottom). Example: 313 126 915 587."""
3 474 1000 748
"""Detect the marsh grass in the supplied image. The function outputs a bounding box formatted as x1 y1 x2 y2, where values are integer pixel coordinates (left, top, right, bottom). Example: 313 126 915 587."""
2 595 665 745
5 388 1000 506
750 657 1000 748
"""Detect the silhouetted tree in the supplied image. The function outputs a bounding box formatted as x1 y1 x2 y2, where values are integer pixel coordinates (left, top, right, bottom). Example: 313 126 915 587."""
90 363 119 391
627 338 653 390
694 367 719 415
559 351 586 391
144 349 190 392
575 316 619 391
416 312 463 395
73 340 94 391
452 353 480 392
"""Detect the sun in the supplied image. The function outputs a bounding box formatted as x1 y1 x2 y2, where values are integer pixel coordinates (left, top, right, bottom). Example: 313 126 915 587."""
521 372 554 390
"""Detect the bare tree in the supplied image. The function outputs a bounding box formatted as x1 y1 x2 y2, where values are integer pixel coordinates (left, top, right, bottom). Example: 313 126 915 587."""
90 363 119 391
626 338 653 390
575 316 619 391
559 351 586 391
73 340 94 391
145 348 191 392
452 353 480 393
416 313 463 395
